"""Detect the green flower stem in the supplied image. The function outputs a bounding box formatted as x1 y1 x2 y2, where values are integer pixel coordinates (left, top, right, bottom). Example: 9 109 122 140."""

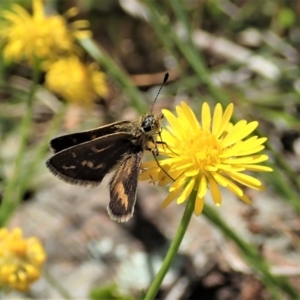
144 189 197 300
0 60 40 226
203 204 299 299
79 38 146 113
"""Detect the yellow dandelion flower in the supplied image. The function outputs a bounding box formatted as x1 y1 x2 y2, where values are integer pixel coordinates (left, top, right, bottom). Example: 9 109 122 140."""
140 102 273 215
45 56 108 107
0 227 46 292
0 0 90 63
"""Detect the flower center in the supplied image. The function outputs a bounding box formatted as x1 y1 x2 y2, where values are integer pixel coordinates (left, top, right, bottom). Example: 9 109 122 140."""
181 129 221 170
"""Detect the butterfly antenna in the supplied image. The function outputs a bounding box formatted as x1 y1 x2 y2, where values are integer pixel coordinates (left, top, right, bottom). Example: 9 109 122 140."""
150 72 169 113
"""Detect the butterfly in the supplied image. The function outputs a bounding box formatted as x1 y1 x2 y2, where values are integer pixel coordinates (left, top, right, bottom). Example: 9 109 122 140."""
46 73 169 222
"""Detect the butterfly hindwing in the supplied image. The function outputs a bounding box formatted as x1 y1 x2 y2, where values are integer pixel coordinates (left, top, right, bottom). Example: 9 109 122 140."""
108 150 144 222
46 132 135 186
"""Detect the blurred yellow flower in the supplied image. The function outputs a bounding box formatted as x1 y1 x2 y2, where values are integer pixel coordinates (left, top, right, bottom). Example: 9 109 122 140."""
0 0 90 63
45 56 108 106
0 227 46 292
140 102 273 215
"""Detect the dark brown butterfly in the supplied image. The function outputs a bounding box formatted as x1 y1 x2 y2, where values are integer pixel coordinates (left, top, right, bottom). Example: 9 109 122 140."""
46 73 169 222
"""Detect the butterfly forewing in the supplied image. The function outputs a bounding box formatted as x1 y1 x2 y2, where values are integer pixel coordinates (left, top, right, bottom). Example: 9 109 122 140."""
108 151 143 222
50 121 131 153
46 132 135 186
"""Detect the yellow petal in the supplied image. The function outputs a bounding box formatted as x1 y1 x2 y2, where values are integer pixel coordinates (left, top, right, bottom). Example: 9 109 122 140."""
213 172 244 197
176 105 189 128
162 109 186 138
214 163 245 172
208 175 222 206
177 178 195 204
226 171 263 189
222 154 269 165
185 168 199 177
235 146 265 156
222 121 258 148
181 102 201 131
64 7 79 18
139 169 158 181
238 165 273 172
161 188 182 207
175 162 194 171
160 130 176 148
198 175 207 198
194 194 204 215
212 103 223 135
169 175 185 192
238 193 252 204
215 103 233 138
33 0 44 21
157 176 173 186
201 102 211 130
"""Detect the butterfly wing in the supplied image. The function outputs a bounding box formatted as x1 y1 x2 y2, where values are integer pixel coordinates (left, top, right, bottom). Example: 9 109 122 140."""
50 121 131 153
107 151 143 222
46 132 136 186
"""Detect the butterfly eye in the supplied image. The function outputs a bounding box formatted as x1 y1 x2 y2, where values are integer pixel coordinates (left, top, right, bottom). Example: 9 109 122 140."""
142 116 154 132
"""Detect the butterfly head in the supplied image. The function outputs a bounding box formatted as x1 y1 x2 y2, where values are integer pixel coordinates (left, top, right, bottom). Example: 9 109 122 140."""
141 113 163 135
141 72 168 136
